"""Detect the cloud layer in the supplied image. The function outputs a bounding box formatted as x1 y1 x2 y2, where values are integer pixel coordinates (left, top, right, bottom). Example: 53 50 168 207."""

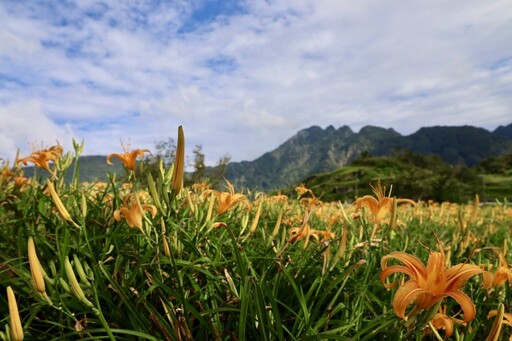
1 0 511 164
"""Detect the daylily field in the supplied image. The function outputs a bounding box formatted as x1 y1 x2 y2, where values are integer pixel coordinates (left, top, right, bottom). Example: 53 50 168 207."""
1 127 512 341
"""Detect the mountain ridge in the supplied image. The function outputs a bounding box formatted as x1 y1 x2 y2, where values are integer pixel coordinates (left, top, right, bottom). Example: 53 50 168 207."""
18 123 512 191
225 123 512 191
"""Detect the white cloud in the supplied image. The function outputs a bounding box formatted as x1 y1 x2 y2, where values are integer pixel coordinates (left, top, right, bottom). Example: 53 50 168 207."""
0 0 511 165
0 101 75 161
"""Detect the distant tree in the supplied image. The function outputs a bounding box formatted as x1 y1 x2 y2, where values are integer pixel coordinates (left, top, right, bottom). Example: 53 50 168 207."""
475 153 512 174
126 138 176 185
129 138 232 189
209 154 231 189
348 150 484 202
154 138 176 166
187 145 206 185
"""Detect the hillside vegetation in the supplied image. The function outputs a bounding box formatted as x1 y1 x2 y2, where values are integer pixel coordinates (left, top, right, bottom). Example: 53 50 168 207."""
288 151 512 203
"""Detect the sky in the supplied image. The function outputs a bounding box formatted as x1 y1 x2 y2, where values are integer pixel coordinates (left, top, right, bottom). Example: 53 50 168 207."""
1 0 511 166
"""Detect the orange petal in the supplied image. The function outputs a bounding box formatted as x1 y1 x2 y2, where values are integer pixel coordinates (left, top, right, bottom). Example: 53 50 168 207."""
380 265 420 288
431 314 454 338
381 252 427 281
503 312 512 327
443 316 454 338
425 251 446 289
445 290 476 322
113 209 122 222
106 153 124 165
396 198 416 206
142 204 158 218
482 271 495 289
356 196 379 210
445 264 483 290
392 280 424 318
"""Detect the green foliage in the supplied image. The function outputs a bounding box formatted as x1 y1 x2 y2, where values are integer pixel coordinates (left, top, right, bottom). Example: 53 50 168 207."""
1 142 512 340
188 145 206 185
293 150 510 203
475 153 512 175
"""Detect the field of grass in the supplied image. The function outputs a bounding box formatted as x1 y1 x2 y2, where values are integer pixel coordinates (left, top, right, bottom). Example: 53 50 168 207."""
483 174 512 202
1 138 512 340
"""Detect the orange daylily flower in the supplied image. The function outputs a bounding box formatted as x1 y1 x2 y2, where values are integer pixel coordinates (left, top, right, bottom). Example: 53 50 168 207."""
18 143 63 176
483 253 512 289
300 196 323 207
113 194 157 231
380 242 483 322
355 180 415 223
202 180 248 215
14 176 30 188
106 143 151 171
427 305 466 338
295 184 313 197
192 182 210 193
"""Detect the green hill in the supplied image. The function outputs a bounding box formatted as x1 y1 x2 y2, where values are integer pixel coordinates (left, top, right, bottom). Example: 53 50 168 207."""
23 155 125 183
282 151 512 203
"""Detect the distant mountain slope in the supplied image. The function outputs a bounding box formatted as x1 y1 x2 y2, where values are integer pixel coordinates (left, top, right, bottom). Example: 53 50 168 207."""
225 125 400 191
375 125 512 165
494 123 512 139
225 123 512 191
23 155 124 182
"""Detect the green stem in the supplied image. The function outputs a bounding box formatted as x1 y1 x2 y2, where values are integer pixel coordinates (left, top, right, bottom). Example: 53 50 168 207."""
92 286 116 341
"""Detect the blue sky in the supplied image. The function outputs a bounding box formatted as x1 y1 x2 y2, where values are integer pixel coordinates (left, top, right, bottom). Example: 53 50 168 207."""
1 0 511 165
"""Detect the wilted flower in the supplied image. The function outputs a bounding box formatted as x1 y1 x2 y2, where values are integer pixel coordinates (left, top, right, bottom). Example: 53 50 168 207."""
355 180 415 223
380 241 483 322
113 193 157 232
106 143 151 171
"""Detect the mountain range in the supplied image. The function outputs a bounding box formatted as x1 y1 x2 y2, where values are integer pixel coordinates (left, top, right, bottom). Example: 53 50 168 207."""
19 122 512 191
225 123 512 191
